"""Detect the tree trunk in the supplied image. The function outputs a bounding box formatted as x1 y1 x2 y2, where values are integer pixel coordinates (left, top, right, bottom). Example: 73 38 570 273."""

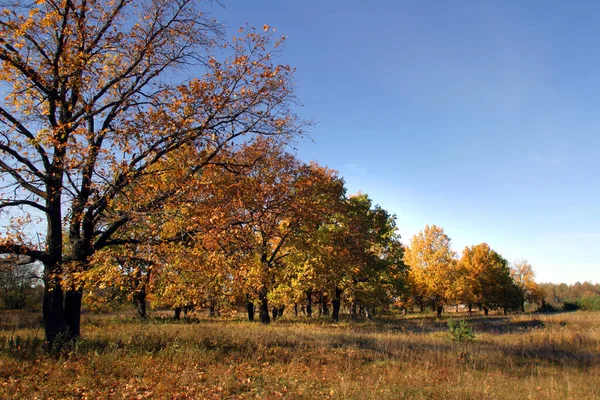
322 295 329 316
64 287 83 337
351 302 357 319
365 307 371 320
436 304 443 318
483 306 489 316
332 287 343 322
294 303 298 317
174 307 182 320
135 287 147 319
278 306 284 317
43 192 66 343
209 300 216 317
306 290 312 318
259 289 270 324
247 298 255 321
521 302 525 313
468 303 473 314
43 265 65 344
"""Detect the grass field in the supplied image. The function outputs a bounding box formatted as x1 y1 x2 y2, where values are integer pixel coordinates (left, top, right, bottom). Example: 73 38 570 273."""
1 310 599 399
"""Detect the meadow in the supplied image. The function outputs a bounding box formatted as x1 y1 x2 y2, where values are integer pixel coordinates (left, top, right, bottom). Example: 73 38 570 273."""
1 310 599 399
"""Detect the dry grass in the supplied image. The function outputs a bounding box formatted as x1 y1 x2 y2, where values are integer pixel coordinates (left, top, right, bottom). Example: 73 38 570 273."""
0 310 599 399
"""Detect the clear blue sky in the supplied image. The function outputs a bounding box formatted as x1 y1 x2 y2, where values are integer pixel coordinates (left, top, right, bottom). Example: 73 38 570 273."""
213 1 600 284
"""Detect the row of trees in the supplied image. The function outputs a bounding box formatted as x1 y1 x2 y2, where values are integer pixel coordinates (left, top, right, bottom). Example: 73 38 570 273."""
402 225 543 317
81 138 406 324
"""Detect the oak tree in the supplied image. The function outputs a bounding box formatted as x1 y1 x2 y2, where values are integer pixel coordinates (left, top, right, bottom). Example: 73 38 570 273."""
0 0 301 342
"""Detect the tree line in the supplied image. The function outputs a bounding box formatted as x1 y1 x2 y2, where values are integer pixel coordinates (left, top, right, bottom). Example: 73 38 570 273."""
539 281 600 311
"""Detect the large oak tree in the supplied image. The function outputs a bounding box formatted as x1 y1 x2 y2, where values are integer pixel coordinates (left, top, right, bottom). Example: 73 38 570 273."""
0 0 301 342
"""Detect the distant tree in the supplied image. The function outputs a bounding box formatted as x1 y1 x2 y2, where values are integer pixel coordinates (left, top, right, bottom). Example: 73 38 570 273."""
404 225 456 317
510 260 543 312
458 243 515 315
0 255 42 310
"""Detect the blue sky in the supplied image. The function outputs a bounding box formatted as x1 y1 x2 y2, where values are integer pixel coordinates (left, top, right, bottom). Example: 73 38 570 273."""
213 1 600 284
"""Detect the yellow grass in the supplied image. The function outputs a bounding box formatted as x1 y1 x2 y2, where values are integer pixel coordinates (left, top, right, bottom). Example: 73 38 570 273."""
1 310 599 399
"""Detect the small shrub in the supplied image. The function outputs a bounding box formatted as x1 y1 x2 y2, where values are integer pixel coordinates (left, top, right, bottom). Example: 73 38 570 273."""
536 301 558 313
447 319 475 343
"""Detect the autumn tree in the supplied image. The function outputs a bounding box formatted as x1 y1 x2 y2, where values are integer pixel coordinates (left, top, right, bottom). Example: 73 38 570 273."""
283 193 405 322
510 259 543 312
334 194 405 321
0 0 301 343
458 243 516 315
216 141 343 324
403 225 456 317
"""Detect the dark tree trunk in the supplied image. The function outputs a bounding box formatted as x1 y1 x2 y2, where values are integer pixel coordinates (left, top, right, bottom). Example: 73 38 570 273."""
259 289 270 324
468 303 473 314
455 304 459 313
351 302 357 319
174 307 182 320
271 307 278 321
436 304 443 318
247 299 255 321
209 301 216 317
306 290 312 318
278 306 284 317
135 287 147 319
332 287 343 322
43 265 65 344
503 306 508 315
294 303 298 317
322 295 329 316
521 302 525 313
43 193 66 343
483 306 489 316
64 287 83 337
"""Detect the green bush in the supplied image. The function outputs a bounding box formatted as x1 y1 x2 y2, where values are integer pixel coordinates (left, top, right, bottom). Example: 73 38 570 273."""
447 319 475 343
579 296 600 311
